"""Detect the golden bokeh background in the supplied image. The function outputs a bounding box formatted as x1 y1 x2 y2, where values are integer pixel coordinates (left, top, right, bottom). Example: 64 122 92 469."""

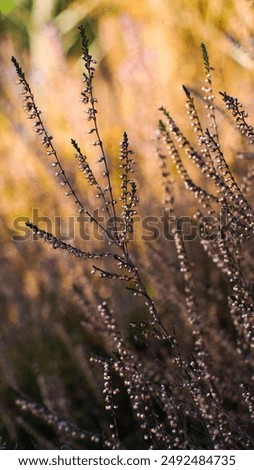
1 0 254 291
1 0 254 447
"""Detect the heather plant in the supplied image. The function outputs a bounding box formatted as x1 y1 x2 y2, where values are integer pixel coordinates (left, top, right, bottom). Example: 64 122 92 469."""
6 26 254 450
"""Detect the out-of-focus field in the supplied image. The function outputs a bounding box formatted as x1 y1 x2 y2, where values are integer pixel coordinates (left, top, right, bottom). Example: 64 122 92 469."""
1 0 254 291
1 0 254 448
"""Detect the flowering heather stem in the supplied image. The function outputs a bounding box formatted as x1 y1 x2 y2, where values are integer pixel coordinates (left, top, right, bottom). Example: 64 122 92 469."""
79 25 118 241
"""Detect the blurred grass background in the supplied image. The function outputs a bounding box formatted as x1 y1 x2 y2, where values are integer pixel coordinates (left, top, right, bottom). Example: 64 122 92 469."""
2 0 254 220
1 0 254 448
